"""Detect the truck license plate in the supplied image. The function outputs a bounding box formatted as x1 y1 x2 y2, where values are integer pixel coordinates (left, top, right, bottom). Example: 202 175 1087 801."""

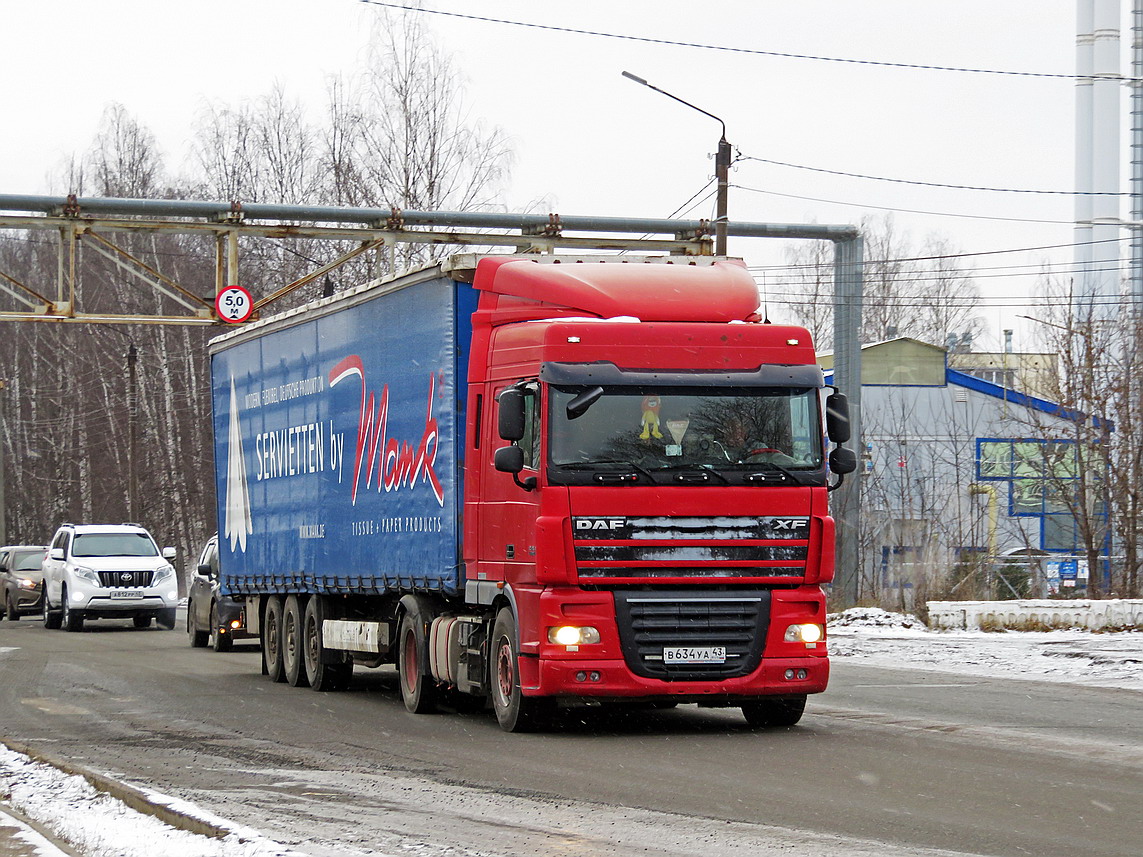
663 646 726 664
110 589 144 600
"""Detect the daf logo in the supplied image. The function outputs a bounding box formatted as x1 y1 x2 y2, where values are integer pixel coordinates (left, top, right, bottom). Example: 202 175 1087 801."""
773 519 809 531
574 518 626 531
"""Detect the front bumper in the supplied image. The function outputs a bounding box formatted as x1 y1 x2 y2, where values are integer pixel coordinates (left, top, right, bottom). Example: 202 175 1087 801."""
68 579 179 615
528 654 829 701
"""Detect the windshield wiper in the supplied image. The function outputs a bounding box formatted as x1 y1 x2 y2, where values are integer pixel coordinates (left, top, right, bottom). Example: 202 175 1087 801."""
556 459 655 481
745 461 806 484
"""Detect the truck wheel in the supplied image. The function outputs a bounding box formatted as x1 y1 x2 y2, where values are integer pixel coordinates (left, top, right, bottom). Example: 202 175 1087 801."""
210 604 233 652
741 695 807 729
302 596 352 692
491 607 554 733
263 596 287 683
283 595 310 688
42 592 61 629
156 608 177 630
61 587 84 632
188 600 208 647
398 611 437 714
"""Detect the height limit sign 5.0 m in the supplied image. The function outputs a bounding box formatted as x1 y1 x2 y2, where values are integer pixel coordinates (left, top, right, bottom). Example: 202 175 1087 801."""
216 286 254 324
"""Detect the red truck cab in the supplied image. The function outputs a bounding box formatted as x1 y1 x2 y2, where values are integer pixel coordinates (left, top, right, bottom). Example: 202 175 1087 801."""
461 256 852 730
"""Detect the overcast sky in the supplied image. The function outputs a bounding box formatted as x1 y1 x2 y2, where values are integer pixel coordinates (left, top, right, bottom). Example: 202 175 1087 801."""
1 1 1119 348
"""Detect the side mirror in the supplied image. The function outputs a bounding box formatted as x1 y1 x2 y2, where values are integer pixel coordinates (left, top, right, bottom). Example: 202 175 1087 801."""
197 562 213 577
494 445 524 474
825 392 851 444
50 548 65 561
498 388 526 441
829 446 857 475
162 547 177 560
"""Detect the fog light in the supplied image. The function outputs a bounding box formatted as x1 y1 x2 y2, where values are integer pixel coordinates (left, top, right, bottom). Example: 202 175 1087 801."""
589 671 601 682
784 623 824 644
575 671 587 682
229 620 242 630
784 669 795 680
797 669 808 680
548 625 601 646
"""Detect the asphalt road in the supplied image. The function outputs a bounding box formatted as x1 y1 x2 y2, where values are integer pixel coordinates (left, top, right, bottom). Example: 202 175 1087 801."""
1 611 1140 857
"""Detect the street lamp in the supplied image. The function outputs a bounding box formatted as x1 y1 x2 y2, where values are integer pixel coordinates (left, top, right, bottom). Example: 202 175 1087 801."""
621 71 732 256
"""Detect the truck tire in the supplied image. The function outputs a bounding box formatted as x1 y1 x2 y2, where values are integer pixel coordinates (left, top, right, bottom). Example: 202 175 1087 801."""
398 611 437 714
42 592 62 629
741 695 807 729
61 587 84 632
210 603 233 652
303 596 352 692
263 596 287 683
283 595 310 688
188 601 208 647
156 608 177 630
491 607 554 733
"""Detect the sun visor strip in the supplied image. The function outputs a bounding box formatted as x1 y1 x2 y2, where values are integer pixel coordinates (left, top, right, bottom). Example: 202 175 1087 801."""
539 361 824 388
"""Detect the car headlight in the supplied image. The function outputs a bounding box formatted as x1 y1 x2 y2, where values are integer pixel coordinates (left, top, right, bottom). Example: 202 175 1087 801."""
547 625 601 646
73 566 100 584
17 578 37 590
784 623 824 644
153 565 174 584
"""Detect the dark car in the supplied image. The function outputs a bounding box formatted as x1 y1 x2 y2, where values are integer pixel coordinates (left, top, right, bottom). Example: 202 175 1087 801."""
1 545 49 620
187 533 253 651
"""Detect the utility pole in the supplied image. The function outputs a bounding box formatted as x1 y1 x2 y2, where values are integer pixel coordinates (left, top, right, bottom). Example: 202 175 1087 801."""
127 345 139 523
622 71 732 255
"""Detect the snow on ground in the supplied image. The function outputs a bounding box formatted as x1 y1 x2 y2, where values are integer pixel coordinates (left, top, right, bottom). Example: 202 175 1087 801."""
0 744 301 857
828 607 1143 691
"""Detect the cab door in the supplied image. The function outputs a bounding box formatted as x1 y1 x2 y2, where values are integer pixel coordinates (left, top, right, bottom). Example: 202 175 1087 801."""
476 381 542 585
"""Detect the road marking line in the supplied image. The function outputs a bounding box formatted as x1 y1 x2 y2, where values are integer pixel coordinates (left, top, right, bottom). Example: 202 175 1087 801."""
19 698 92 716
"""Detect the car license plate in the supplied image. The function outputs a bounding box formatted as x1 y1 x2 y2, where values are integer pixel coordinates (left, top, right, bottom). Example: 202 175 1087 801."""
663 646 726 664
110 589 144 600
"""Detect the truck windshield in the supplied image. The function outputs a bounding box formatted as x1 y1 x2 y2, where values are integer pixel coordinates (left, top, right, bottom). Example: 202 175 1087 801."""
548 386 823 478
72 533 158 558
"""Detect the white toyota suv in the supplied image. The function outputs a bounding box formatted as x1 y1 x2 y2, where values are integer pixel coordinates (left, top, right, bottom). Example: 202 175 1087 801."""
41 523 179 632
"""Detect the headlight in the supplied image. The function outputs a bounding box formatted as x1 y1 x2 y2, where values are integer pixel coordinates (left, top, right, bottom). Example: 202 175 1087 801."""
73 566 99 584
17 578 37 590
153 565 174 583
784 623 824 644
547 625 601 646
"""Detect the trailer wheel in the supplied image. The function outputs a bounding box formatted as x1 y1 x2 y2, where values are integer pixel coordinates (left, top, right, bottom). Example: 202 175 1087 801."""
491 607 554 733
741 695 807 729
303 596 352 692
397 611 437 714
283 595 310 688
263 596 286 682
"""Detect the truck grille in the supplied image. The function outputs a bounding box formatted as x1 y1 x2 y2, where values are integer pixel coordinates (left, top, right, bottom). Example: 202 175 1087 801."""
613 589 770 681
572 516 809 582
97 570 154 588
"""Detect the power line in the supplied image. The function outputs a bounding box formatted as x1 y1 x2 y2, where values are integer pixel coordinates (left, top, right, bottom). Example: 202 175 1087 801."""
732 183 1077 225
360 1 1111 81
738 155 1129 196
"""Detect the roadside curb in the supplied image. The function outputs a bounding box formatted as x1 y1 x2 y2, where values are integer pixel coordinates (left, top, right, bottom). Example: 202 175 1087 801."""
1 739 231 841
0 799 79 857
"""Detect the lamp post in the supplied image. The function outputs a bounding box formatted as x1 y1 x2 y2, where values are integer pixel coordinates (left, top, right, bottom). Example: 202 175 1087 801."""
622 71 731 256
